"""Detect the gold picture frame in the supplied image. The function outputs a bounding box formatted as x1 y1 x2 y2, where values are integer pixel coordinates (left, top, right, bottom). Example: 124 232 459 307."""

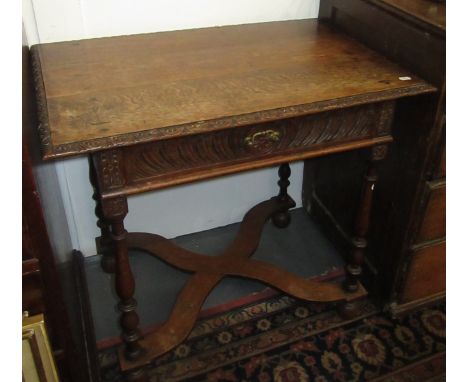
22 314 59 382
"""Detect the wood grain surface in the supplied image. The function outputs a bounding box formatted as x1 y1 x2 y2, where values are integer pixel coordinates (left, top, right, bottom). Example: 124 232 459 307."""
32 19 435 159
119 195 366 371
415 180 446 244
401 241 446 303
378 0 445 31
89 100 395 198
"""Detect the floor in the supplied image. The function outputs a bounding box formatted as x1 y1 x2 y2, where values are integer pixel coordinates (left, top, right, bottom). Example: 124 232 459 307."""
84 208 345 342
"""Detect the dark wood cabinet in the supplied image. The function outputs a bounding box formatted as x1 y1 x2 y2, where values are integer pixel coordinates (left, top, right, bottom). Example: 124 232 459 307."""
302 0 445 315
23 124 73 380
401 241 445 303
415 179 445 244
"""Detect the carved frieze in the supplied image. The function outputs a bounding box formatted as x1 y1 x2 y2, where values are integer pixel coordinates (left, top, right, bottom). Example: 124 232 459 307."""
99 150 124 188
100 196 128 220
123 103 384 186
371 144 389 161
30 47 52 153
377 100 396 136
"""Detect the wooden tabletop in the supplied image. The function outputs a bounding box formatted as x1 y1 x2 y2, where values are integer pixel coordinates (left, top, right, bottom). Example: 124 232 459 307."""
32 19 435 159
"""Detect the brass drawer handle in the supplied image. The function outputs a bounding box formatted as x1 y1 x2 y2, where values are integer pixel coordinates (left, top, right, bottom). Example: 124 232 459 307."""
245 129 281 148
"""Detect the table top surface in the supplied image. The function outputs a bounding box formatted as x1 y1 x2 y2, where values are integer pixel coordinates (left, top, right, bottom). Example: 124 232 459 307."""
378 0 445 31
32 19 435 159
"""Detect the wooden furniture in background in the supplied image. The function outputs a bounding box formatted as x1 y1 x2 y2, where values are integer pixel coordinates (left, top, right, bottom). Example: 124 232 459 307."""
23 32 79 381
303 0 445 315
71 250 102 382
31 19 435 380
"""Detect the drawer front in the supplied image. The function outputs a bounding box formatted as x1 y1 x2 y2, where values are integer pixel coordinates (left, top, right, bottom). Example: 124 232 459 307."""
103 102 394 195
401 242 446 303
416 181 446 243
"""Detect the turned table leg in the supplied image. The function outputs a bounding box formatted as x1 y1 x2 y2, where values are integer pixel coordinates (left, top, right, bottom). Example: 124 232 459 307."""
101 197 147 373
272 163 293 228
341 145 388 316
89 158 115 273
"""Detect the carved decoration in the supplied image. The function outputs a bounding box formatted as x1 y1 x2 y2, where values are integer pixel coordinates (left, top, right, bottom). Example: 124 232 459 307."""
371 144 389 161
30 47 53 154
98 150 124 189
101 197 128 220
376 100 396 136
32 83 429 160
123 104 382 185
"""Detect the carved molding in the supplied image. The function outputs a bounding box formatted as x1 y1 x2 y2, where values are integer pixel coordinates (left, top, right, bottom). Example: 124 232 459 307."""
124 104 381 184
30 46 53 156
32 80 432 160
98 150 125 189
377 100 396 136
371 144 389 161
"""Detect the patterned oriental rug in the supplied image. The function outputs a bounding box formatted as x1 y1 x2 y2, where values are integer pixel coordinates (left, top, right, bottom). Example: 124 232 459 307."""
99 292 445 381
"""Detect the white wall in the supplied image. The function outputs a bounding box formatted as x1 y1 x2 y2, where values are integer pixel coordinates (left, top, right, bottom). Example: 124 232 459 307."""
22 0 319 258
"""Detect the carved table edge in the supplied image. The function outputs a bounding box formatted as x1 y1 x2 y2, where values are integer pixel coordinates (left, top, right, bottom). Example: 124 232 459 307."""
30 51 434 162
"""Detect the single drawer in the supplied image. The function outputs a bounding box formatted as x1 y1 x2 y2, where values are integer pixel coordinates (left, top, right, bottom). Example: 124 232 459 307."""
416 180 446 243
92 101 394 197
401 241 445 303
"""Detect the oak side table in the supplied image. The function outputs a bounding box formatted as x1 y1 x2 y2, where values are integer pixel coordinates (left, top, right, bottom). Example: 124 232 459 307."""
31 19 435 381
